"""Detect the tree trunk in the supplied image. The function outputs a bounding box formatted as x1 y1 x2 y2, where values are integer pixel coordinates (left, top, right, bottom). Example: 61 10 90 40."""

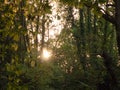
17 0 27 62
35 16 39 48
115 0 120 55
41 15 45 54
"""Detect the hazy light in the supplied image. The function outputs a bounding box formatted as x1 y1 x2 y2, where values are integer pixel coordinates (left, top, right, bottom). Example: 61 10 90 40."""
86 54 90 58
97 55 102 58
42 48 52 60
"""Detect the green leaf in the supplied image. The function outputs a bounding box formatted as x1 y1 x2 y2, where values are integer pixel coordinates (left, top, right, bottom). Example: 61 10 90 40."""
13 34 19 41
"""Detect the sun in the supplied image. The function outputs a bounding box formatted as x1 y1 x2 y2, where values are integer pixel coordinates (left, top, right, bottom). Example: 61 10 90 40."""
42 48 51 60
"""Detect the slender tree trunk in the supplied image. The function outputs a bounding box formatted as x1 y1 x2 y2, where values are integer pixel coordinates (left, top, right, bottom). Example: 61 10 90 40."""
35 16 39 48
18 0 27 62
41 15 45 54
79 9 86 70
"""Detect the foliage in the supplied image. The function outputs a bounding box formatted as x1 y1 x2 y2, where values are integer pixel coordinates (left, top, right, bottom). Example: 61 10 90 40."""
0 0 120 90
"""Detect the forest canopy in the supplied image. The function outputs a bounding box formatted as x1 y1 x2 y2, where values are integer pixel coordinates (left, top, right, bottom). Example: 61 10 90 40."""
0 0 120 90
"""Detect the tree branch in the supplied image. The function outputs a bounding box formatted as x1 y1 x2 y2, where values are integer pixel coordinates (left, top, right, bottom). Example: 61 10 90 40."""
106 4 115 7
102 12 116 25
84 2 116 25
99 7 116 25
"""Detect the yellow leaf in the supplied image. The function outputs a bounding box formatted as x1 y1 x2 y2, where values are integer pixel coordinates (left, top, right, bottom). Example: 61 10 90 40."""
12 44 18 51
31 61 35 67
13 34 19 41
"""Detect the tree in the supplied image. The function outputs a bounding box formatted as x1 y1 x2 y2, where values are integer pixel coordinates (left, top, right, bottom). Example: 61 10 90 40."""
0 1 17 89
59 0 120 89
1 0 120 89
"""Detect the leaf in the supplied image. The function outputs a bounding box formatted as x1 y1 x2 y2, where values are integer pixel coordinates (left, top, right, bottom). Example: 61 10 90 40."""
71 26 80 38
13 34 19 41
15 71 20 76
78 2 84 8
92 6 103 17
44 4 52 14
31 61 35 67
12 44 18 51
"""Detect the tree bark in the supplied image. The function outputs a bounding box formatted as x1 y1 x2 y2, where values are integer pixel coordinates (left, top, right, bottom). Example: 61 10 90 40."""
18 0 27 61
35 16 39 48
41 15 45 54
115 0 120 55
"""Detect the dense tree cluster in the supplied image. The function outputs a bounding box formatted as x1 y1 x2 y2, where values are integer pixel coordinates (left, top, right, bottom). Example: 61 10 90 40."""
0 0 120 90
